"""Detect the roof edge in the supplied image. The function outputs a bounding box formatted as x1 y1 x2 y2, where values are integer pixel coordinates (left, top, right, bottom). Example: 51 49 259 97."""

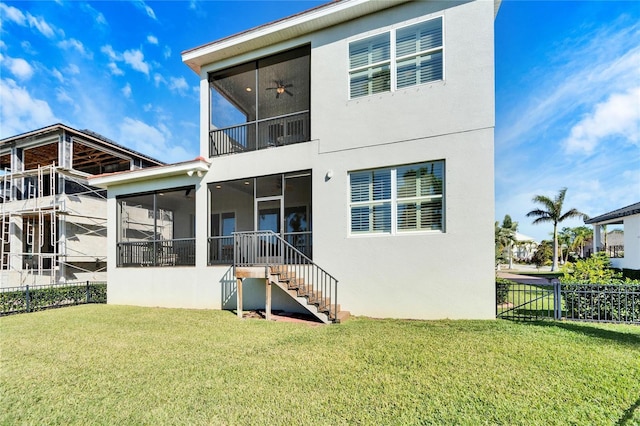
89 157 210 189
585 202 640 224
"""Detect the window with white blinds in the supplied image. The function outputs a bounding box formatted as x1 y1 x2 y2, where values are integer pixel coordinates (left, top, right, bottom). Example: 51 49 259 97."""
396 19 443 88
349 161 444 235
348 17 443 99
349 34 391 99
350 169 392 233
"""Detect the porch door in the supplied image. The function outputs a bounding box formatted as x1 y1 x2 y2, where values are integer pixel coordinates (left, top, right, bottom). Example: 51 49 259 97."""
255 197 283 262
255 197 283 235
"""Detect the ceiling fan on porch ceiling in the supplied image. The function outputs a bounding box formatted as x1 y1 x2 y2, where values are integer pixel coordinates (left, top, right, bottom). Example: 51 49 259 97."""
265 80 293 98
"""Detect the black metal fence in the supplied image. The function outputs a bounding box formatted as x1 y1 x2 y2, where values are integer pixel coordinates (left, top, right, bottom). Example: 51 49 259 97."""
0 281 107 316
497 280 640 324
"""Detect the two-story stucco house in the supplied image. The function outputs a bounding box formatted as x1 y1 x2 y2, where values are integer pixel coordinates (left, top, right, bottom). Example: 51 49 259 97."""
92 0 500 322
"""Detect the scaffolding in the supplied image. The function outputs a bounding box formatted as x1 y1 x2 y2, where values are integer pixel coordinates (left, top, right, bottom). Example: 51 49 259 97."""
0 164 108 287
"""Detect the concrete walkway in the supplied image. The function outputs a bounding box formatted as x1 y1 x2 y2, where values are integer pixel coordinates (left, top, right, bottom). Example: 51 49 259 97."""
497 271 558 285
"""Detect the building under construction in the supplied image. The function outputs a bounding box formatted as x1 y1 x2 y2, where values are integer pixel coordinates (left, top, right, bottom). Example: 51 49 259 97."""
1 124 163 287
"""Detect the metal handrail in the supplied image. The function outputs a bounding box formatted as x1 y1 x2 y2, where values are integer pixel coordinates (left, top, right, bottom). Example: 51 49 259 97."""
232 230 339 322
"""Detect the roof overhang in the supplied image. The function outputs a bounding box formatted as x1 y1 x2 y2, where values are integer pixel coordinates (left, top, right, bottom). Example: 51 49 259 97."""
89 157 210 189
585 202 640 225
182 0 411 74
183 0 502 75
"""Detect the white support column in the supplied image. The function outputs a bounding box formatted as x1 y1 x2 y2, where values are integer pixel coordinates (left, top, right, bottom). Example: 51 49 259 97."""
593 224 601 254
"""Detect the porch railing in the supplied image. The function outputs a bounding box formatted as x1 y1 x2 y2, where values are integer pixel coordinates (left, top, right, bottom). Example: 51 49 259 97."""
209 232 312 265
117 238 195 267
209 110 310 157
208 236 234 265
233 230 338 321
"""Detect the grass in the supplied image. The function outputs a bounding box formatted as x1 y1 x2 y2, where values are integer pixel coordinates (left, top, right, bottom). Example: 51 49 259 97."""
1 305 639 425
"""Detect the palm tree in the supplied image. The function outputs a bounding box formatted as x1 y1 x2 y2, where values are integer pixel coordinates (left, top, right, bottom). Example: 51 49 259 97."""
526 188 588 271
570 226 592 258
558 227 573 263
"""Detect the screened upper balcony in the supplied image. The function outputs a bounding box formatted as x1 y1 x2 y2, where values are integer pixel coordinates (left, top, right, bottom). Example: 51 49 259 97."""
208 45 310 157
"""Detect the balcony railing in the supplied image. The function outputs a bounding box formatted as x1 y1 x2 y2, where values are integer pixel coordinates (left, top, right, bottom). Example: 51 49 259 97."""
209 111 310 157
117 239 195 267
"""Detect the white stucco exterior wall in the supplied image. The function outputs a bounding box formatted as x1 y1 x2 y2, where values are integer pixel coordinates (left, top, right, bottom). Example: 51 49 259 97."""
104 0 496 319
619 215 640 270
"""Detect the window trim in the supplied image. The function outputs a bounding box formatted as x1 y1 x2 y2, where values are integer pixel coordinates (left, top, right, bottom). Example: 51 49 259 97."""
347 15 445 100
348 161 445 236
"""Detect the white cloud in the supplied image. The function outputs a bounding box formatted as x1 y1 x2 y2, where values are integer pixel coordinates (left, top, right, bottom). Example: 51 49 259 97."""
168 76 189 94
0 78 58 138
497 23 640 150
56 88 73 104
147 35 158 45
107 62 124 76
0 40 6 50
0 3 26 25
2 56 34 80
26 13 55 38
0 4 61 38
20 41 34 54
64 64 80 75
163 46 171 59
564 87 640 154
117 118 167 158
123 49 150 75
80 3 107 26
101 45 120 61
58 38 92 58
52 68 64 82
103 45 150 76
122 83 132 98
133 1 157 20
143 103 153 112
153 73 166 87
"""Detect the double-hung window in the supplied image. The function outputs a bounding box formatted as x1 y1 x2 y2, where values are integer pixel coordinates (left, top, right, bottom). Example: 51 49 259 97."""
349 161 444 235
348 17 443 99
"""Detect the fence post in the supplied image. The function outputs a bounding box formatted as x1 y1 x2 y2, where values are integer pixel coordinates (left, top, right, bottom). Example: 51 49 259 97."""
554 281 562 320
25 285 30 313
86 281 90 304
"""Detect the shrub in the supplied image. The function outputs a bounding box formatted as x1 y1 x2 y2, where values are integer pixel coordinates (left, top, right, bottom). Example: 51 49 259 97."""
562 282 640 323
496 278 511 305
560 252 622 284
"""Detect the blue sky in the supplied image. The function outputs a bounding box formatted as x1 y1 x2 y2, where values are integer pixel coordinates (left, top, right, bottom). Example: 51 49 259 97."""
1 0 638 242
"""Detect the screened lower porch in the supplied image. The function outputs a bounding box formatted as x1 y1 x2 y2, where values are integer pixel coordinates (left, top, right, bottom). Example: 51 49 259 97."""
208 171 312 265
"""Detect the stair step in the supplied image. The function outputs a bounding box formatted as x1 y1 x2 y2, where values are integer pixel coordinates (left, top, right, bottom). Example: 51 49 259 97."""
265 264 345 324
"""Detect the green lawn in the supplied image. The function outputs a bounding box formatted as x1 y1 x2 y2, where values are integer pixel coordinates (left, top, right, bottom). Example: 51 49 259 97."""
1 306 639 425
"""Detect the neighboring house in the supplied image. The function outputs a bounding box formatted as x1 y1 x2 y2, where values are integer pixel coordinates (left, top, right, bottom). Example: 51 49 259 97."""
513 232 537 262
91 0 500 322
0 124 163 287
585 202 640 271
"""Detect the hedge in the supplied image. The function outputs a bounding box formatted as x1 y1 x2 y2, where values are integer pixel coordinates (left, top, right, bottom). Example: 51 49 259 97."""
561 282 640 323
1 282 106 316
